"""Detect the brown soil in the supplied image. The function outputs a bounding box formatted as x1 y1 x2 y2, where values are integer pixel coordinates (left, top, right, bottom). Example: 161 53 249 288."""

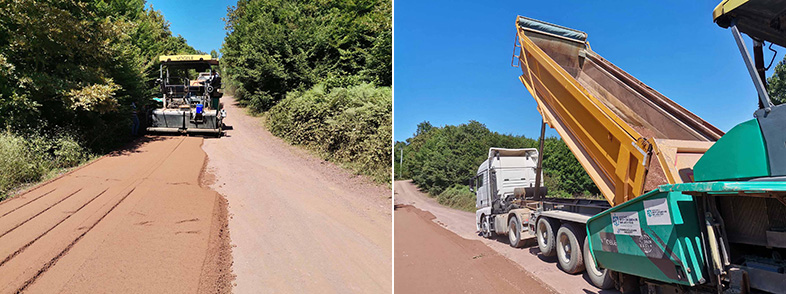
0 136 232 293
394 204 553 293
394 180 619 294
201 98 392 293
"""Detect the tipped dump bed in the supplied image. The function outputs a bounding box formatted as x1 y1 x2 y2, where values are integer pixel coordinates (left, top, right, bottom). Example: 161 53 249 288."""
515 16 724 206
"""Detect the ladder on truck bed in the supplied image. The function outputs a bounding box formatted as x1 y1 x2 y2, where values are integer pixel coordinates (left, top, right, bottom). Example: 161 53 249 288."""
513 16 723 207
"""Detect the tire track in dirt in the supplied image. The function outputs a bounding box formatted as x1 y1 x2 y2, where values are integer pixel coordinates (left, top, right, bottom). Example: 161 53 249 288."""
0 137 185 273
0 188 56 217
0 188 83 239
0 136 232 293
16 187 137 293
0 188 107 268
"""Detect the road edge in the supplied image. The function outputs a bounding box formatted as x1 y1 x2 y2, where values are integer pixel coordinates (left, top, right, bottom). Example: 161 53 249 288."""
197 140 235 294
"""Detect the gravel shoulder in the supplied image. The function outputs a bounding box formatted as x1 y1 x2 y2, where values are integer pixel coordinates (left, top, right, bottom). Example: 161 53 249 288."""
202 98 392 293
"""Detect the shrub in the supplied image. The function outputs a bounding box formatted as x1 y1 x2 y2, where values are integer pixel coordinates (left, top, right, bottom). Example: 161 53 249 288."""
53 134 89 168
436 184 476 212
267 83 391 183
0 131 90 199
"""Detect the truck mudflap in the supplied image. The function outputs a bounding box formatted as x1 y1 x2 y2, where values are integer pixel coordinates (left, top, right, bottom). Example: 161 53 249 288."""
586 189 707 286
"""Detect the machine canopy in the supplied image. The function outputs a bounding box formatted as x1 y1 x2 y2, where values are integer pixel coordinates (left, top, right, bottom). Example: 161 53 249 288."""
714 0 786 48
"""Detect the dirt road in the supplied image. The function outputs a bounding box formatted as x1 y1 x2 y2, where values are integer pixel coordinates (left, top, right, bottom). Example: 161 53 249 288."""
202 99 392 293
0 136 231 293
395 204 552 293
394 180 619 294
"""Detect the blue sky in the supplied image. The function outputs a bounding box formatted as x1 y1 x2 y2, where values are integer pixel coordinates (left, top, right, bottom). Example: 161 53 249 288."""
146 0 236 55
393 0 783 142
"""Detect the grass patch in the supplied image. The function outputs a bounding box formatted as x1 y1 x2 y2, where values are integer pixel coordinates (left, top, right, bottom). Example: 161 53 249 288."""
0 131 92 200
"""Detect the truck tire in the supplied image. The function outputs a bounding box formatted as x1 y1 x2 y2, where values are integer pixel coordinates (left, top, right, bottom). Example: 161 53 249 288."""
556 223 585 274
481 216 493 238
508 216 525 248
583 236 614 289
536 217 558 256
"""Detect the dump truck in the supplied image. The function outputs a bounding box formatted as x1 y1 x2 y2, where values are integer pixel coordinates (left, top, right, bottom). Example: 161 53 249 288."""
484 1 786 292
146 54 225 136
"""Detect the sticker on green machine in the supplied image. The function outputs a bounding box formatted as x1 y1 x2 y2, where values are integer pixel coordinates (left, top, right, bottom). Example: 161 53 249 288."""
644 198 671 225
611 211 641 236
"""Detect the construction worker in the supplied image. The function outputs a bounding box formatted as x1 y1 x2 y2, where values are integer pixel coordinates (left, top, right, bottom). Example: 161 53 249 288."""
131 102 139 136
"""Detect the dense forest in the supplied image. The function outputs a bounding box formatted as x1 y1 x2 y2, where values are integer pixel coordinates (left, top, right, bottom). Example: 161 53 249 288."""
0 0 199 197
221 0 392 183
394 121 599 211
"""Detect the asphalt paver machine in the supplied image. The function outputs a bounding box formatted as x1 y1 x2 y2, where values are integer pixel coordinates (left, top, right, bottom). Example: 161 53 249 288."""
147 54 225 136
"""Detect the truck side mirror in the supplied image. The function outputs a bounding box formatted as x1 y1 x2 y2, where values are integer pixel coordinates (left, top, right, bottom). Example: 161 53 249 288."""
155 78 162 85
468 178 475 192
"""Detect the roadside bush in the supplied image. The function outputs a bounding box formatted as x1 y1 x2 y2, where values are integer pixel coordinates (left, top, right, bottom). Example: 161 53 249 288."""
436 184 476 212
0 133 48 197
53 134 89 168
0 131 90 199
267 83 392 183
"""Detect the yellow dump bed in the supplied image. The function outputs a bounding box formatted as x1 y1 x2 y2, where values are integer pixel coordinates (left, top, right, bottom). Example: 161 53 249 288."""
514 16 724 206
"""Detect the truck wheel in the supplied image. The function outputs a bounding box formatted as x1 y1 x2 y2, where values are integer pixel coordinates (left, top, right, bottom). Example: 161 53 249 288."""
508 216 525 248
556 223 585 274
584 236 614 289
536 217 558 256
481 216 493 238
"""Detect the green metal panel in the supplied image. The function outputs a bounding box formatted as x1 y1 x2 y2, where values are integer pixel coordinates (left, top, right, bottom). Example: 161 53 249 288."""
693 119 769 182
587 181 786 286
587 189 706 286
659 181 786 195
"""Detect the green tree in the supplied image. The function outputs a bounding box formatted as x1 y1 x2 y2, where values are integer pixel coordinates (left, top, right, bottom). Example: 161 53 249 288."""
395 120 598 197
768 58 786 105
221 0 392 113
0 0 198 151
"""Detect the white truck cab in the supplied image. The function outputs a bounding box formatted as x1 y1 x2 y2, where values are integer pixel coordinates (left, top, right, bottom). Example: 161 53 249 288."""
470 148 546 246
